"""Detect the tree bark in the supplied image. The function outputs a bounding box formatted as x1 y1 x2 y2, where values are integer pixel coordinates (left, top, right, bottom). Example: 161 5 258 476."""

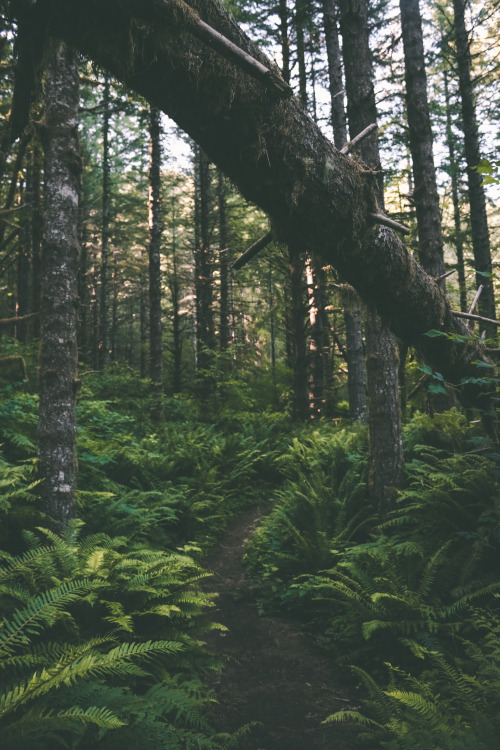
218 168 230 352
452 0 496 338
443 67 467 313
99 74 111 367
194 145 215 391
342 285 367 423
148 104 163 408
289 244 309 420
322 0 347 147
339 0 403 510
38 41 80 527
20 0 490 397
323 0 367 424
399 0 445 281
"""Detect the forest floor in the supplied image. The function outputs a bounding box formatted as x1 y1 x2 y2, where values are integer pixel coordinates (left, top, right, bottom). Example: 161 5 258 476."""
202 505 360 750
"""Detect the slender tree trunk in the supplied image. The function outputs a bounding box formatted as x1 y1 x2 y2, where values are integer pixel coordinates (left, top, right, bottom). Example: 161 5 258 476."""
323 0 367 424
139 260 148 377
99 74 111 367
194 146 215 394
17 178 30 342
148 104 163 410
30 141 42 339
400 0 445 281
278 0 290 83
269 261 276 381
342 285 367 423
38 41 80 527
78 222 89 360
444 67 467 313
339 0 403 512
322 0 347 146
294 0 308 108
452 0 496 338
289 244 309 420
218 168 230 351
169 228 183 393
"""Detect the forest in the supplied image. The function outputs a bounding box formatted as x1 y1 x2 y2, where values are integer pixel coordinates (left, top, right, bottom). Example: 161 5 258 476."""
0 0 500 748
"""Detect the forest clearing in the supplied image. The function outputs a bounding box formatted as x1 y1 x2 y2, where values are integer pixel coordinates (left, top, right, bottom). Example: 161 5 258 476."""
1 0 500 748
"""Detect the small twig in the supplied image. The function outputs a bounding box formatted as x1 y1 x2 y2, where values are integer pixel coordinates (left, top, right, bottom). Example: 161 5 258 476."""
436 268 456 281
194 20 292 98
340 123 378 155
368 212 411 235
452 310 500 327
232 230 273 270
332 88 345 100
409 374 430 400
0 201 33 218
468 284 484 315
0 312 39 330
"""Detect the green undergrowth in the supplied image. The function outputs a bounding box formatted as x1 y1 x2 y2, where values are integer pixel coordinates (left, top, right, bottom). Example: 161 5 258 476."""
0 369 291 749
245 409 500 749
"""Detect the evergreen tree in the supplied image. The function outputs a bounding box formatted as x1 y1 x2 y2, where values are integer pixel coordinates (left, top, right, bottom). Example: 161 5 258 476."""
38 41 80 526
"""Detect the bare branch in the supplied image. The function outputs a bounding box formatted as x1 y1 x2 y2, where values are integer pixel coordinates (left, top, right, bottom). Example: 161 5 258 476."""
340 123 378 155
232 230 273 270
368 212 411 235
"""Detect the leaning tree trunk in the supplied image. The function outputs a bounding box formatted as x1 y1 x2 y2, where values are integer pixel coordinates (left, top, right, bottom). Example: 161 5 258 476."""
21 0 491 401
148 104 163 413
339 0 404 512
452 0 496 338
400 0 445 281
38 41 80 527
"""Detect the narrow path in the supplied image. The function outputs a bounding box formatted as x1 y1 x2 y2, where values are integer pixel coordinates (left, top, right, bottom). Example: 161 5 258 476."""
202 505 359 750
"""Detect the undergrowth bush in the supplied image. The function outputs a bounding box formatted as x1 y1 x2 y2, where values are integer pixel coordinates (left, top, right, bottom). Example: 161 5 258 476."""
245 410 500 749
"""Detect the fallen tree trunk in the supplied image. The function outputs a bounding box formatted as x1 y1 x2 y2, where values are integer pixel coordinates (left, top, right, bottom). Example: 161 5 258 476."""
13 0 491 398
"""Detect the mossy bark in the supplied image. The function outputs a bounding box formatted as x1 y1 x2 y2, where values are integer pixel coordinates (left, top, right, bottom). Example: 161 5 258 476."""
38 41 80 527
22 0 490 399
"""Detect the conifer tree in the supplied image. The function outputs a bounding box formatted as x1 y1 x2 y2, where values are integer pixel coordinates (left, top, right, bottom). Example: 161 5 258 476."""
452 0 496 337
338 0 403 512
148 104 163 410
38 41 80 526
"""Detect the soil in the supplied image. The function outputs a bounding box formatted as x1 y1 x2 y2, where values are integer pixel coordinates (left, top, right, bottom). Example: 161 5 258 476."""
202 504 360 750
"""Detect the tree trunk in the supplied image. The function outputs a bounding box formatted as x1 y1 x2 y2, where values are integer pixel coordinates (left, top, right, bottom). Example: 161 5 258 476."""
30 140 42 339
27 0 490 396
218 168 230 351
17 177 30 342
452 0 496 338
99 74 111 367
169 229 183 393
194 145 215 391
443 67 467 313
365 308 402 514
38 41 80 527
294 0 308 108
278 0 291 84
322 0 347 147
339 0 403 510
289 243 309 420
323 0 367 424
400 0 445 281
342 285 367 423
148 104 163 409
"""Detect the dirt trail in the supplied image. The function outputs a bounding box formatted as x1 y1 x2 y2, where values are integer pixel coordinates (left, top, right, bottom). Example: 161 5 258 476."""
202 505 359 750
